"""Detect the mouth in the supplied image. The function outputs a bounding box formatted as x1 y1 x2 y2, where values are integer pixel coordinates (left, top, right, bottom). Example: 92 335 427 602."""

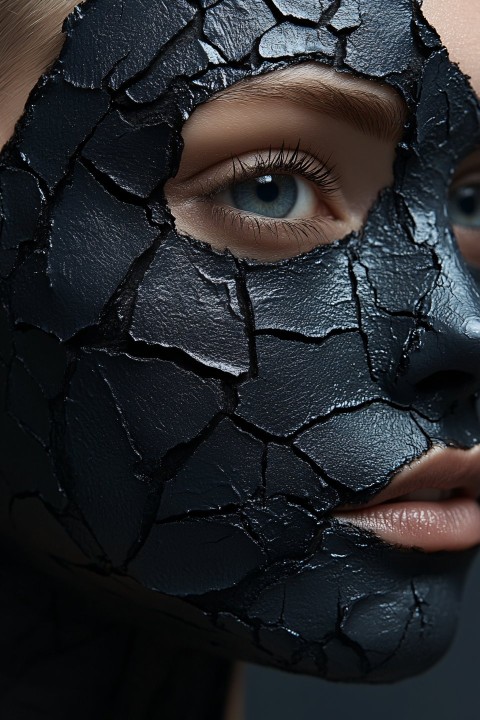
332 445 480 552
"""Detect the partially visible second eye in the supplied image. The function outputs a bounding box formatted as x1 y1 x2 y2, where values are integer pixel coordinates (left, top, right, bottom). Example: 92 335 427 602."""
215 173 323 220
448 179 480 270
448 184 480 228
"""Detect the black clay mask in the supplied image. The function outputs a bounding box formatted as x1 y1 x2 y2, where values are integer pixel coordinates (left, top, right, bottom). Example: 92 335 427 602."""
1 0 480 683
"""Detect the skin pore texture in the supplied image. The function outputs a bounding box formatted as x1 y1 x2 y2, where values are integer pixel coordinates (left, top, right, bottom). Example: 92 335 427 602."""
1 1 480 719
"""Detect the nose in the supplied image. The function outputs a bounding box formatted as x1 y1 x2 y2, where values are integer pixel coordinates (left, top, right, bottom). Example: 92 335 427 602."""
393 252 480 413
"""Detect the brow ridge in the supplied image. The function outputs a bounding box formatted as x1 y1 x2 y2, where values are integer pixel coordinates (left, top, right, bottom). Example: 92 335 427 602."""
211 75 408 143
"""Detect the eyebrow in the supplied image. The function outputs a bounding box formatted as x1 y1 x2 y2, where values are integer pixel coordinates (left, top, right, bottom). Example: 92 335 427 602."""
209 75 408 143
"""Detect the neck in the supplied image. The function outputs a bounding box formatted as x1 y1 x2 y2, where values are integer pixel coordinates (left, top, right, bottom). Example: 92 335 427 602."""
0 539 234 720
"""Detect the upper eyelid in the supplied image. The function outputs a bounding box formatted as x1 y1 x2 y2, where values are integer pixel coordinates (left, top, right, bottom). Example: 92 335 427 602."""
451 170 480 186
450 149 480 183
233 144 339 188
185 145 341 198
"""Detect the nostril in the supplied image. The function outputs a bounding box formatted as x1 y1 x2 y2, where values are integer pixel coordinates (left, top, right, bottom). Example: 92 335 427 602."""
415 370 475 398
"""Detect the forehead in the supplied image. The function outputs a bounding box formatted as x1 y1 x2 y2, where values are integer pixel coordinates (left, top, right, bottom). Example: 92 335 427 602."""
5 0 478 225
58 0 423 97
17 0 468 186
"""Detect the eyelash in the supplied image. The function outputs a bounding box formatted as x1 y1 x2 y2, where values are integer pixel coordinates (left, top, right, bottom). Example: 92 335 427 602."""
228 142 339 192
198 143 340 246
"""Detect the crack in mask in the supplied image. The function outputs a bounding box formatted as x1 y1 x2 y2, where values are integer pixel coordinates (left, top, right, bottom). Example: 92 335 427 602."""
1 0 480 684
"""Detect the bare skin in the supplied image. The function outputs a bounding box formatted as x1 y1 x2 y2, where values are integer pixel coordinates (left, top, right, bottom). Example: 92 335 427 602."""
165 63 406 260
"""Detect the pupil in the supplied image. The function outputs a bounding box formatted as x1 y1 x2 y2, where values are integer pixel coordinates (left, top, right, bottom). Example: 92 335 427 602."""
448 184 480 229
256 177 280 203
458 187 477 216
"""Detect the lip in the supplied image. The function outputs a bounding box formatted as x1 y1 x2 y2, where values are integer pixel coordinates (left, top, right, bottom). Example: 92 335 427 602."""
332 445 480 552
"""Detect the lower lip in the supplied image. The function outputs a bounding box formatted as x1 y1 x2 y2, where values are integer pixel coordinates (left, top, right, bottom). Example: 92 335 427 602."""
333 497 480 552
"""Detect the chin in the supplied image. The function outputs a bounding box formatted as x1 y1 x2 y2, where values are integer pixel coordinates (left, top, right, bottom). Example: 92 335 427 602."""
318 527 476 684
191 524 477 684
2 499 476 685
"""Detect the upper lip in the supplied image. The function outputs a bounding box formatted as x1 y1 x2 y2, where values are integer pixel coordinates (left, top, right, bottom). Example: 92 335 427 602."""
336 445 480 511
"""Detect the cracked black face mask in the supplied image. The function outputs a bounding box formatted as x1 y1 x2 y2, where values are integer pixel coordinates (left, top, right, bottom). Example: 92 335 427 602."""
1 0 480 684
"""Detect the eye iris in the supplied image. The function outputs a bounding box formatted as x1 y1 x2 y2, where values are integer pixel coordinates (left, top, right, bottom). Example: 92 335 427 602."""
449 184 480 228
231 174 298 218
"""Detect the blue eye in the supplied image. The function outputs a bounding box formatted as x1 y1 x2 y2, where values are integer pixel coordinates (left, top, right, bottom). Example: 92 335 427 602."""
448 184 480 228
229 174 298 218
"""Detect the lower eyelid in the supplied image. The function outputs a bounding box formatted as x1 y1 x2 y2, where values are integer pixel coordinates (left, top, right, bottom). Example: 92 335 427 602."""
210 203 334 241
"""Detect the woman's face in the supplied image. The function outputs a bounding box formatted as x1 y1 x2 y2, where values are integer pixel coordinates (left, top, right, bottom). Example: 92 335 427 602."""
1 0 480 682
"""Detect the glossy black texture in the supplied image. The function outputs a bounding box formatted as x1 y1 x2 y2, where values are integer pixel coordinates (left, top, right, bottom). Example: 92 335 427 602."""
131 233 251 374
1 0 480 709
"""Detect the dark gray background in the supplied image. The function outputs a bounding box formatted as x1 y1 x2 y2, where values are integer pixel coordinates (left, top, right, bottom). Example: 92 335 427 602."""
246 552 480 719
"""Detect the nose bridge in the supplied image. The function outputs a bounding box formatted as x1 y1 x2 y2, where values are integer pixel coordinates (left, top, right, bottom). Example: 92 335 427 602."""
383 56 480 399
354 179 480 412
399 245 480 390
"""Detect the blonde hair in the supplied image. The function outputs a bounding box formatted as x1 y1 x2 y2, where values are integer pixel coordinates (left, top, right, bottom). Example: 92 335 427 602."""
0 0 77 146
